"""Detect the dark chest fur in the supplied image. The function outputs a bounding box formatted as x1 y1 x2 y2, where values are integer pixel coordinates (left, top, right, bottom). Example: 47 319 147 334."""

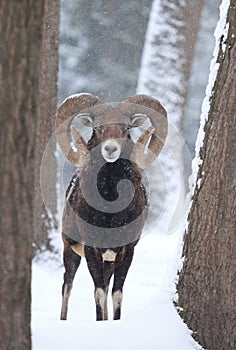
69 159 147 226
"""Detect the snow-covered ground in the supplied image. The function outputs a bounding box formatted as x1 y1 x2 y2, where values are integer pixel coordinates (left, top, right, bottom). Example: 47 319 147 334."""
32 231 203 350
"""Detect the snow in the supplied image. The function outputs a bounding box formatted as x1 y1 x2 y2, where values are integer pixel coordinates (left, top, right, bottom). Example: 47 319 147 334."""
32 231 203 350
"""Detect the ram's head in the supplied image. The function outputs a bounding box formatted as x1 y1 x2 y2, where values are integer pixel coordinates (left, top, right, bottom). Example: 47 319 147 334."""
55 93 167 169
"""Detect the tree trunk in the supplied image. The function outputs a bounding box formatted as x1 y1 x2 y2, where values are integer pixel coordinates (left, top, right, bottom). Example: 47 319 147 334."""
0 1 59 349
137 0 204 233
33 0 60 254
177 2 236 350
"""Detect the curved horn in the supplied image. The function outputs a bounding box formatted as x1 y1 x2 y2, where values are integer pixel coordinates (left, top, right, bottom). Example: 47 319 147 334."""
120 94 168 169
55 93 104 167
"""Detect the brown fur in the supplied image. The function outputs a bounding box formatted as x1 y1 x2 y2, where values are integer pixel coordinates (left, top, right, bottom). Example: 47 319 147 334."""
71 243 85 257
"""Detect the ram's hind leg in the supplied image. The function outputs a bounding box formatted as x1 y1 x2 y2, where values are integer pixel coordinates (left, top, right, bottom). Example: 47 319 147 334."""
60 237 81 320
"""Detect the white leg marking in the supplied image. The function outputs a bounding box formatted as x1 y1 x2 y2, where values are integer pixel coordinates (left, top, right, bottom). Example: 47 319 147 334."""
95 288 107 320
95 288 106 307
112 290 123 315
61 284 71 320
104 292 108 320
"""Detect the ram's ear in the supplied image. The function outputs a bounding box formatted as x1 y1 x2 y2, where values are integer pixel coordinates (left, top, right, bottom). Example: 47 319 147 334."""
77 113 94 127
130 114 147 128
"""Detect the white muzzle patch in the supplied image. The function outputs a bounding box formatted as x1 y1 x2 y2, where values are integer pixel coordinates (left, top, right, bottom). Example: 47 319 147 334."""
101 139 121 163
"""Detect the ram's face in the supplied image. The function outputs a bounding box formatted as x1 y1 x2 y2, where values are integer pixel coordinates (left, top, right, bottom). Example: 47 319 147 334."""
98 123 129 163
81 119 130 163
78 110 147 163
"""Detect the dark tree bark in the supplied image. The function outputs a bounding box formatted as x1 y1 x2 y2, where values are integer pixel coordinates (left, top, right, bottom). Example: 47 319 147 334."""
0 1 59 349
33 0 60 253
177 2 236 350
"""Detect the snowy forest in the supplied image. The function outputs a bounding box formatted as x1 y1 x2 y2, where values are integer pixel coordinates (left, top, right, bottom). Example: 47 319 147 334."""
0 1 235 350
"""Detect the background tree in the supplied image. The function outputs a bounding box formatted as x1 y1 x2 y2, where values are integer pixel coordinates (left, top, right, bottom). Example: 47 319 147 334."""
177 1 236 349
59 0 152 102
0 1 59 349
137 0 204 232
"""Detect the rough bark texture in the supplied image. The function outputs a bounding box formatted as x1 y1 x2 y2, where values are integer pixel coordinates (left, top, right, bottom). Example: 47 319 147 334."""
177 2 236 350
33 0 60 253
0 1 59 349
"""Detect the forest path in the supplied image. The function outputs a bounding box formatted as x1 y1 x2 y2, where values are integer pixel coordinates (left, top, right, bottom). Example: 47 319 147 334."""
32 232 203 350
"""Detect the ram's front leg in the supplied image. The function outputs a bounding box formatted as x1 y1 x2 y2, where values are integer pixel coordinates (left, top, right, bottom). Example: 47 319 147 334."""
94 287 107 321
103 260 115 320
85 246 106 321
112 245 134 320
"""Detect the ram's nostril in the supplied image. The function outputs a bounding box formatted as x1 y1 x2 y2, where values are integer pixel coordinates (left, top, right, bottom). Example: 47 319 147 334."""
105 145 118 154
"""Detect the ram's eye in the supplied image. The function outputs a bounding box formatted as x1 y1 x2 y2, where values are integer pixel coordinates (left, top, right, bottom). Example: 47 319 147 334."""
119 124 128 134
94 126 102 133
